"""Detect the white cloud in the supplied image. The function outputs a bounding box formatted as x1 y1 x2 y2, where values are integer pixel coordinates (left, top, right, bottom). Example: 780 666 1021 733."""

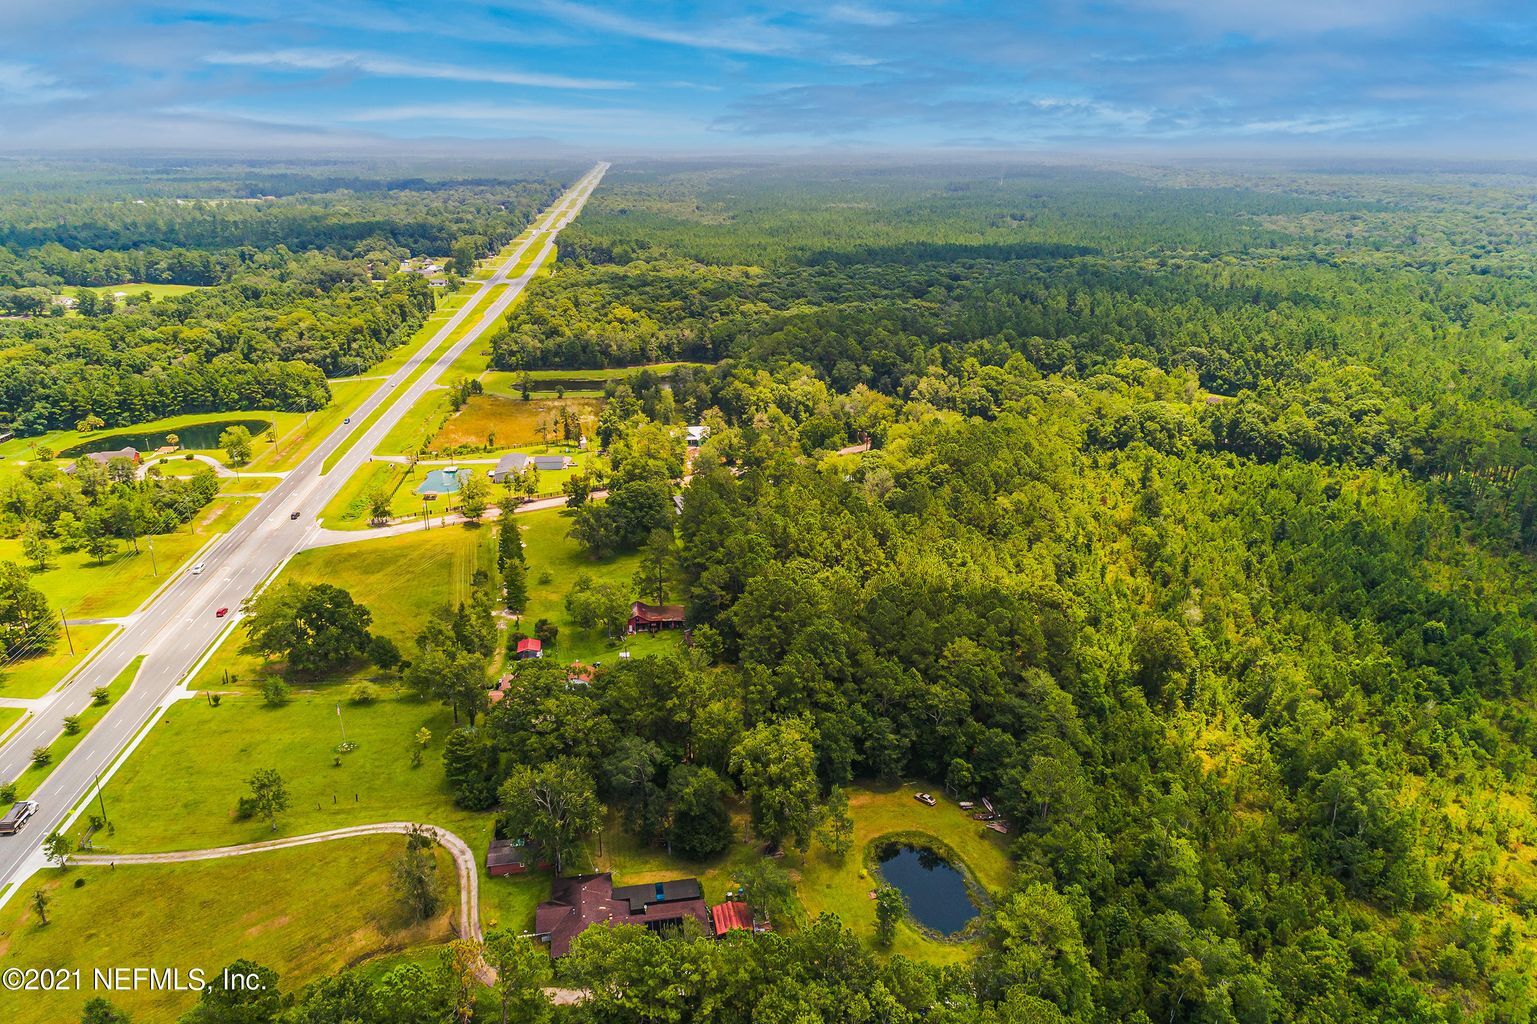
204 48 632 90
515 0 817 56
0 61 84 102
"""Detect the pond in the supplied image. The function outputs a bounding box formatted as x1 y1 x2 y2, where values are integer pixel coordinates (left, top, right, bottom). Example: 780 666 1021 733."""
877 843 979 935
59 418 272 457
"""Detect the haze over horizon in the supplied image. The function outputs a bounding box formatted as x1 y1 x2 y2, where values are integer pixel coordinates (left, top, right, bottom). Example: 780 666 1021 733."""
3 0 1533 158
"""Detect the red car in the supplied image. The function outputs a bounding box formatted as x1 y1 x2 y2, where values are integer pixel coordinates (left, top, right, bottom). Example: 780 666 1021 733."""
215 607 230 618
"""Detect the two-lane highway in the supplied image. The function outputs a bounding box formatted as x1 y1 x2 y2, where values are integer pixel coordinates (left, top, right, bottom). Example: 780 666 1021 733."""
0 163 608 896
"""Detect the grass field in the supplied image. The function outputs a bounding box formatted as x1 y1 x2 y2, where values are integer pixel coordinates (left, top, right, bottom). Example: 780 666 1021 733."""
0 708 23 740
429 396 601 452
11 657 140 797
83 282 207 301
509 507 681 664
192 525 495 696
790 784 1012 963
0 834 455 1024
0 625 114 700
84 693 482 853
0 528 209 620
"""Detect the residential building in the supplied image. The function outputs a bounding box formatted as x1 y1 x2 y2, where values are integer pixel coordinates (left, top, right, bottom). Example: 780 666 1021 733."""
627 602 685 634
534 874 710 957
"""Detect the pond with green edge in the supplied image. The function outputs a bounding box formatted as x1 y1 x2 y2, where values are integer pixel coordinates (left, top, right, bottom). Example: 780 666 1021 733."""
58 418 272 457
876 841 979 935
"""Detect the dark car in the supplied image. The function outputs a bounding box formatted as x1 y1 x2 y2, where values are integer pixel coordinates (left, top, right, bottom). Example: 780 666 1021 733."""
216 607 229 618
290 510 301 520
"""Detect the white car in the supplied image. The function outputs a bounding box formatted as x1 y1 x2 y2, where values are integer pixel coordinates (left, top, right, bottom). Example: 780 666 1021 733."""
190 562 206 575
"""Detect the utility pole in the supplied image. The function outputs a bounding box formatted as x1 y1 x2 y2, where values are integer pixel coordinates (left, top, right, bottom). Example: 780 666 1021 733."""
60 608 74 655
336 703 347 746
147 535 158 576
93 771 110 828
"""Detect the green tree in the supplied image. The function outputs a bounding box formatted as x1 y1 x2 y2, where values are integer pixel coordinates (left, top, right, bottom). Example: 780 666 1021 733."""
79 997 131 1024
483 928 552 1024
981 884 1095 1015
219 425 254 466
498 757 602 875
31 887 49 925
179 959 280 1024
564 575 631 638
666 764 733 860
874 885 905 947
729 719 821 851
392 825 443 921
0 561 58 659
244 769 290 832
459 472 490 520
43 831 71 867
365 488 392 524
21 522 53 571
632 527 674 604
242 582 372 674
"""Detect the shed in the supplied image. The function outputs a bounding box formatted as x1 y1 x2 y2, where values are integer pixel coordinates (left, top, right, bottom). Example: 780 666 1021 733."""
516 637 543 660
712 901 754 936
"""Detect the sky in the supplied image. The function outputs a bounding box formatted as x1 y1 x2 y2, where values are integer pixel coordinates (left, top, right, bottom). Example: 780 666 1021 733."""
1 0 1533 156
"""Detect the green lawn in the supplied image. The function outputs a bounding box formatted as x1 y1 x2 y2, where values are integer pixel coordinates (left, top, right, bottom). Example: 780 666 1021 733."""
790 785 1012 963
82 282 206 301
0 531 208 620
192 524 496 695
0 835 456 1024
0 625 113 700
510 507 681 665
83 693 488 855
0 708 23 740
11 657 140 797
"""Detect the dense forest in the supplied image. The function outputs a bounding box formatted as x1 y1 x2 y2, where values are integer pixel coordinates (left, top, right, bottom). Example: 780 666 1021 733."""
0 161 575 434
465 162 1537 1023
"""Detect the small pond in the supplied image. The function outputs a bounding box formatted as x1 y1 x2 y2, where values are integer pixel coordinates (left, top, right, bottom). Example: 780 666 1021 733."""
59 418 272 457
877 843 978 935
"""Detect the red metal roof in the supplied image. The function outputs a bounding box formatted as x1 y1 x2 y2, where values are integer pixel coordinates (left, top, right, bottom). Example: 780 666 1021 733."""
712 901 752 935
516 638 542 654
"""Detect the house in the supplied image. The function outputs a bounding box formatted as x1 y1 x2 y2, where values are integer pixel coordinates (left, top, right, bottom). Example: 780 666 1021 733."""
534 873 710 957
486 838 550 876
414 466 464 496
516 637 543 660
627 602 686 634
489 452 532 483
686 425 710 447
62 447 139 474
533 454 571 472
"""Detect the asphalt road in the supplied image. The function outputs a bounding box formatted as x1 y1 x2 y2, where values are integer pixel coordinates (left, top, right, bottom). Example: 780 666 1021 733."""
0 163 608 895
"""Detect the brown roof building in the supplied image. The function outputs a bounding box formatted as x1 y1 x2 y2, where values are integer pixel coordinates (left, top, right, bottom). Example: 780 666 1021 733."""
534 873 709 957
626 602 685 634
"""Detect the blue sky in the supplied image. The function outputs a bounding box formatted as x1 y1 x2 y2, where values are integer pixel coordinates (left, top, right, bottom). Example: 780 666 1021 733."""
1 1 1532 154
